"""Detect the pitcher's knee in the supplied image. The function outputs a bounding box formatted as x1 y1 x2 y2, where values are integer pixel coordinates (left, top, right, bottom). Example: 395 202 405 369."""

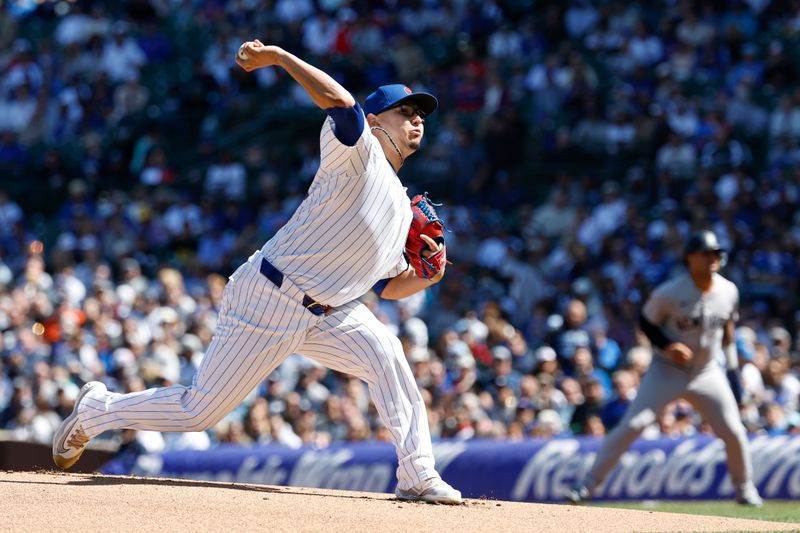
179 410 225 432
179 389 225 431
364 337 408 384
371 337 404 367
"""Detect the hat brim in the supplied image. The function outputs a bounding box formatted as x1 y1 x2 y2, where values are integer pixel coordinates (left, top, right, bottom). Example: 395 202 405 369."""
379 93 438 117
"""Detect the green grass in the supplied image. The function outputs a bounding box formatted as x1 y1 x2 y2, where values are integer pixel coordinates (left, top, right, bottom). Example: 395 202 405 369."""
596 500 800 525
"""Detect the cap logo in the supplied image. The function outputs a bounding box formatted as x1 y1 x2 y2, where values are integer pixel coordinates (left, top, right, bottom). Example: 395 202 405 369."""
404 86 412 94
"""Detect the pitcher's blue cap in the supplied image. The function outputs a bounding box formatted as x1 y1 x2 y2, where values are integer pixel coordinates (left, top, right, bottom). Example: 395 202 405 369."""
363 84 438 117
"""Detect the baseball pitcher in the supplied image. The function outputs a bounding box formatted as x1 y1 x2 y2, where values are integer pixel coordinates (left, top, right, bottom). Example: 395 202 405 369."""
53 40 461 504
567 230 763 506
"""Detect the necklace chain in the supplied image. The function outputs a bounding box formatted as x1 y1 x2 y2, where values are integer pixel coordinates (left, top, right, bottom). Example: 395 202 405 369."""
370 126 404 167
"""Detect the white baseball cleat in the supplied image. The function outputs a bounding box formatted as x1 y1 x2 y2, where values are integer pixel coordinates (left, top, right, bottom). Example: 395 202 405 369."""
565 484 591 505
395 477 462 504
52 381 106 469
735 483 764 507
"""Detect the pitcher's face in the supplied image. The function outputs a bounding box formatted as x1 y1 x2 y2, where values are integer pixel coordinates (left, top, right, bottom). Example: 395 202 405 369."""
373 104 425 152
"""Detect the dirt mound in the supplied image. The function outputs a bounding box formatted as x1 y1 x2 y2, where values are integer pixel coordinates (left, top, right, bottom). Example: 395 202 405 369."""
0 471 794 532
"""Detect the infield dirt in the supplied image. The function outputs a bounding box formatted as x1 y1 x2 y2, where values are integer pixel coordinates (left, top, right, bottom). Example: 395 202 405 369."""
0 471 796 532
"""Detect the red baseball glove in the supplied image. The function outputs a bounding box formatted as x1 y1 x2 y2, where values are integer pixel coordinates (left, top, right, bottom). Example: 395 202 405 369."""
406 194 446 280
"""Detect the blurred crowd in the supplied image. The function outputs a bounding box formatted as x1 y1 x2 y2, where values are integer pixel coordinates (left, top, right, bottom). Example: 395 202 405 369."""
2 0 800 458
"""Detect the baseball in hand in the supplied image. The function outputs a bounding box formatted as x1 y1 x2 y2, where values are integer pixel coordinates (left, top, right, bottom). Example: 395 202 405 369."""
237 43 249 61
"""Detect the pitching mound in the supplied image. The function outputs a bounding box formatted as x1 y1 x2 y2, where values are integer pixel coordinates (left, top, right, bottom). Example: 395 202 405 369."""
0 471 793 532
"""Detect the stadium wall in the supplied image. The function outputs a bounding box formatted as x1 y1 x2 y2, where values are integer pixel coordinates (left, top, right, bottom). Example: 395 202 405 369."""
101 435 800 502
0 431 116 472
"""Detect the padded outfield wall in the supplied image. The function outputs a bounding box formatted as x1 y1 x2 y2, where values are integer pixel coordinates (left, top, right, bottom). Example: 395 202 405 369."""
102 435 800 502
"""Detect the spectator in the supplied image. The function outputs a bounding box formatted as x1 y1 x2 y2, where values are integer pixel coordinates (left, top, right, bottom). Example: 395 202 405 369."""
761 401 788 436
600 370 636 431
205 150 247 201
109 71 150 125
1 0 799 452
550 299 591 373
656 132 697 180
525 187 578 240
100 22 146 83
0 190 22 236
769 96 800 140
570 377 605 435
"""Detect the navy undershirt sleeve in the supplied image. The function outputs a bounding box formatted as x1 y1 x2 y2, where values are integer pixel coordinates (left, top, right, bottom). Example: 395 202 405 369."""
639 312 672 350
325 101 365 147
372 278 391 298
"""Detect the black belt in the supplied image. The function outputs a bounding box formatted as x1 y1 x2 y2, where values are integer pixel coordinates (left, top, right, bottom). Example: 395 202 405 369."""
259 258 331 316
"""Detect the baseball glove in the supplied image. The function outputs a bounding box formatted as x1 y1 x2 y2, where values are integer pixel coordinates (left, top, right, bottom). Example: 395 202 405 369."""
406 193 446 280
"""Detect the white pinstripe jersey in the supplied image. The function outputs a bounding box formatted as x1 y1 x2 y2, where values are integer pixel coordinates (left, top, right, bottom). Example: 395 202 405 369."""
643 272 738 372
261 113 412 307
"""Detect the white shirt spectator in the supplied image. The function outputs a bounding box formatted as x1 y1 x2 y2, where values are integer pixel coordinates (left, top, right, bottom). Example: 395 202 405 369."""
578 184 627 252
526 191 578 239
476 236 508 269
768 98 800 139
488 27 522 58
203 34 237 87
275 0 314 23
605 115 635 154
55 269 87 307
656 137 697 179
135 430 167 453
109 74 150 125
676 16 715 48
668 45 696 82
152 343 181 384
776 373 800 412
271 415 303 448
205 158 247 200
741 361 765 403
714 170 755 206
585 23 625 52
500 258 550 322
100 34 146 83
628 32 663 66
525 60 572 91
302 14 338 55
31 410 61 444
0 88 36 134
163 201 203 237
666 104 699 139
565 1 599 38
163 430 211 451
54 9 93 46
402 315 430 348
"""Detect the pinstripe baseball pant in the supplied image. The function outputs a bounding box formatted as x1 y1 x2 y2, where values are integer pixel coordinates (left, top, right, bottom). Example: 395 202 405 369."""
77 252 437 489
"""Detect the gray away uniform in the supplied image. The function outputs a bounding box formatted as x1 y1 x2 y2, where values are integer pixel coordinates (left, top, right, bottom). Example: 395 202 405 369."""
582 272 754 494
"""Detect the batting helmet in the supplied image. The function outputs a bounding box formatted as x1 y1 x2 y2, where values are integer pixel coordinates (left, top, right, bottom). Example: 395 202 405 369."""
684 230 727 265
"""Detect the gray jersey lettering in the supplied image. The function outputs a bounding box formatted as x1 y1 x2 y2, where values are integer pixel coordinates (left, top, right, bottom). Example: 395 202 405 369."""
642 272 738 372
